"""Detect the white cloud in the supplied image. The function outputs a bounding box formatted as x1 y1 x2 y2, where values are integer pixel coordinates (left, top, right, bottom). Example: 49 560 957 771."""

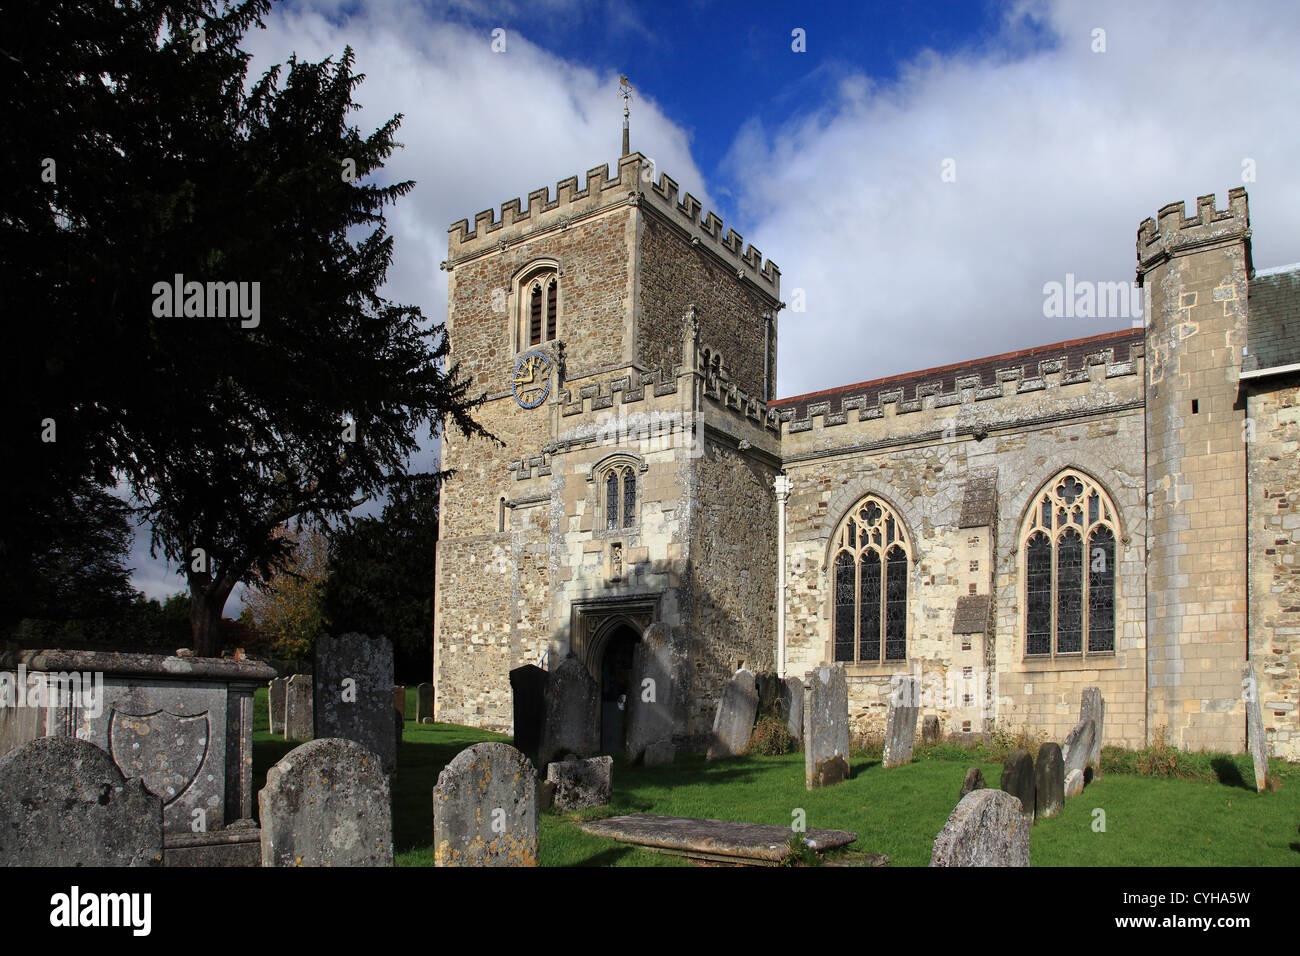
727 0 1300 397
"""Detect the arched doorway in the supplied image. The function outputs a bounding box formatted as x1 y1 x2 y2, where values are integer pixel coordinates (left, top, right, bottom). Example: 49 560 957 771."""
597 623 641 753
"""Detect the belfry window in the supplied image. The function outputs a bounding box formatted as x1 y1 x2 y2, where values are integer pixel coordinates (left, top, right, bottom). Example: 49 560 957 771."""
517 265 559 349
829 495 911 665
1021 470 1118 657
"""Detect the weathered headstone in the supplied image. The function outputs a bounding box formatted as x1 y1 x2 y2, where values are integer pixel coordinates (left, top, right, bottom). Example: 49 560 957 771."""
707 668 758 760
922 715 941 744
625 623 675 764
1080 687 1105 778
314 632 396 776
999 748 1035 822
269 677 287 735
779 676 804 743
1064 767 1084 799
882 675 921 768
284 673 314 741
537 657 598 768
645 740 676 766
929 789 1030 867
0 736 163 866
1244 662 1268 793
1062 718 1096 780
1034 743 1064 819
416 682 434 724
803 663 850 789
258 738 393 867
434 742 539 867
959 766 986 800
546 755 612 811
393 685 407 720
507 662 547 760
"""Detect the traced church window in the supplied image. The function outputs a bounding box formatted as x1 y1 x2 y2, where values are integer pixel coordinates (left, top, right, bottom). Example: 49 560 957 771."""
600 462 638 531
517 265 559 348
829 495 912 664
1021 469 1119 658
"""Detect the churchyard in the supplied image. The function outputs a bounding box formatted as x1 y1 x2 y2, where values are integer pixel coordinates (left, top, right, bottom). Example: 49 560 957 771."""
242 684 1300 867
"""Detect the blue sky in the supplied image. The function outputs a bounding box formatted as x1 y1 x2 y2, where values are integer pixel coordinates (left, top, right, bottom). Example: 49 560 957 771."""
129 0 1300 606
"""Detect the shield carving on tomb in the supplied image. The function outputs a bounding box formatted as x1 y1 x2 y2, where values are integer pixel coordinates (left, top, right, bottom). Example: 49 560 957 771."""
108 708 210 806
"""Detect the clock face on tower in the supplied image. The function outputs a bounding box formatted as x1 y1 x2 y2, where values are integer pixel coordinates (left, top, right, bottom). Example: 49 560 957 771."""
512 350 552 409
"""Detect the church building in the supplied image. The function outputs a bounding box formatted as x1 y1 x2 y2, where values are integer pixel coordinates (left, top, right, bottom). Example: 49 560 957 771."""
432 150 1299 761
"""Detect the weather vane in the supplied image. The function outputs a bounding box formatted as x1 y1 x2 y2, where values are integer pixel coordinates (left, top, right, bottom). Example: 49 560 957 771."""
620 75 633 156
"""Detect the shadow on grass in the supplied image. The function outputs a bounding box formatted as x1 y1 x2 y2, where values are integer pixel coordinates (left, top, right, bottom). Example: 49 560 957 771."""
1210 756 1250 790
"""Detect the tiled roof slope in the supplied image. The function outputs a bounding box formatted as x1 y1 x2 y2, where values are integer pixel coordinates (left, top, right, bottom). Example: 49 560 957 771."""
1247 266 1300 371
771 327 1144 419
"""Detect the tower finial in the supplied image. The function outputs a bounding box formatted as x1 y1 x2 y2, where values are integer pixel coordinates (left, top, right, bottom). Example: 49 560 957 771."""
619 75 633 157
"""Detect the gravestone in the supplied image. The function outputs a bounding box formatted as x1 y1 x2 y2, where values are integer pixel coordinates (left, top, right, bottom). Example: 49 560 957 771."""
314 632 396 776
510 664 549 761
258 738 393 867
707 668 758 760
803 663 850 789
1062 718 1096 780
269 677 287 735
999 748 1035 822
779 676 804 742
882 675 921 768
959 766 986 800
1034 743 1064 819
0 736 163 866
929 788 1030 867
1244 662 1268 793
625 624 675 764
393 686 407 720
434 742 539 867
1064 768 1084 799
284 673 314 741
1080 687 1105 778
537 657 598 768
546 755 612 811
922 715 941 744
645 740 676 766
417 682 434 724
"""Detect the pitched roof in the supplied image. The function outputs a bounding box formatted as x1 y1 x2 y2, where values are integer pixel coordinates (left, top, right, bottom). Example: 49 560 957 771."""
1247 265 1300 371
770 327 1144 418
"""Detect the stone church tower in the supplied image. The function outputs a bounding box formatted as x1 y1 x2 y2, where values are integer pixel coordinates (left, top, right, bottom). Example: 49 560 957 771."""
433 152 783 746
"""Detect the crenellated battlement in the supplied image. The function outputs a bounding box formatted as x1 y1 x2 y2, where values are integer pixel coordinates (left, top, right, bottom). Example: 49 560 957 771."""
1137 188 1250 274
446 152 780 294
775 332 1144 434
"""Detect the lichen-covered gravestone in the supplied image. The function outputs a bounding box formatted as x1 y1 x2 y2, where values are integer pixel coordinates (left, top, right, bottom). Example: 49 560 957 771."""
625 623 676 764
284 673 314 741
433 742 539 867
803 663 850 789
0 736 163 866
1034 743 1064 819
922 715 941 744
1079 687 1105 778
930 789 1030 867
780 676 804 742
268 677 287 735
707 668 758 760
416 682 434 724
882 675 920 768
1000 748 1036 822
510 664 549 760
537 657 597 768
1062 718 1096 780
314 633 396 776
546 755 612 811
959 766 986 800
1244 662 1268 793
1064 767 1084 799
259 738 393 867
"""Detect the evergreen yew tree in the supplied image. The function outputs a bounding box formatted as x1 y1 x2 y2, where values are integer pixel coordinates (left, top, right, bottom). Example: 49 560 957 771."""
2 1 489 655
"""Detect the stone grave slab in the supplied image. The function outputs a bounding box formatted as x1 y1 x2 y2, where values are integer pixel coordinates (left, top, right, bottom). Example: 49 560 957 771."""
579 814 859 866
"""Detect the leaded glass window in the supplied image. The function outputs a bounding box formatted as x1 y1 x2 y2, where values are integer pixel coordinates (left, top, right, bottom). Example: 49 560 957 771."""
605 471 619 531
600 462 638 531
1021 469 1119 658
622 471 636 528
828 495 911 664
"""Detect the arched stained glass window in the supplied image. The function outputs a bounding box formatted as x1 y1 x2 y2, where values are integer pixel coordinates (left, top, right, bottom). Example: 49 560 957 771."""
1021 469 1119 658
828 495 911 664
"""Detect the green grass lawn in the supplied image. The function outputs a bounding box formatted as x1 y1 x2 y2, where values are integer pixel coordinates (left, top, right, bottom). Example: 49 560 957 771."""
250 687 1300 866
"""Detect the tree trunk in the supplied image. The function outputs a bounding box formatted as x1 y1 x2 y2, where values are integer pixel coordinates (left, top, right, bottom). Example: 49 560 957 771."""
190 579 234 658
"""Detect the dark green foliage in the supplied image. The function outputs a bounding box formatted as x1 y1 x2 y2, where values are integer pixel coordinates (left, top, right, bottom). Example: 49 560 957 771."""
3 1 490 654
747 713 796 756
